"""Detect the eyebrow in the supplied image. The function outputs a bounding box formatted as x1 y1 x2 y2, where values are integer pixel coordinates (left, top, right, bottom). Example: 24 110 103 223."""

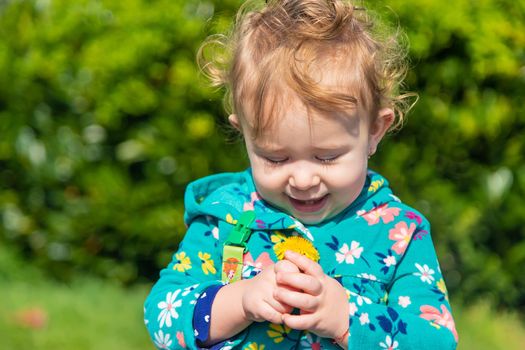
311 145 349 152
252 143 286 153
253 143 349 153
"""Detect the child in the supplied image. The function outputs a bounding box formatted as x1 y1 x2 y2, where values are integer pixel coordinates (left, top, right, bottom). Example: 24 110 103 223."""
144 0 458 349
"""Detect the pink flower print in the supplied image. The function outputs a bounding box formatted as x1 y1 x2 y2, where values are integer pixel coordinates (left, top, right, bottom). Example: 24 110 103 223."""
405 211 423 225
388 221 416 255
383 255 396 267
398 296 411 308
243 192 262 211
243 252 274 269
336 241 363 264
176 331 186 348
359 204 401 225
359 312 370 325
349 302 358 316
420 304 459 341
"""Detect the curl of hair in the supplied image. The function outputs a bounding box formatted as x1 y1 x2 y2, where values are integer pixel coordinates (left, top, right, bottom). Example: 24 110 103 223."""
197 0 416 136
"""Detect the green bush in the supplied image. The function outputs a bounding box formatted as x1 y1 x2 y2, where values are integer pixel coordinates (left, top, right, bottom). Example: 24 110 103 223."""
0 0 524 313
0 0 244 283
373 0 525 310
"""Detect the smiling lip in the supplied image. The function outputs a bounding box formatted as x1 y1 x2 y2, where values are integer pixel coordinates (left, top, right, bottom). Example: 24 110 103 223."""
288 194 329 213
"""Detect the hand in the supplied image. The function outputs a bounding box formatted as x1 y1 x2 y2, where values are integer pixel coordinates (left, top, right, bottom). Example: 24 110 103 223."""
241 263 296 324
274 250 349 340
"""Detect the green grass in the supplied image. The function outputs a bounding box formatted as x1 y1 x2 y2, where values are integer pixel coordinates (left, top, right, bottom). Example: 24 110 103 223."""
454 302 525 350
0 246 153 349
0 278 152 349
1 247 524 349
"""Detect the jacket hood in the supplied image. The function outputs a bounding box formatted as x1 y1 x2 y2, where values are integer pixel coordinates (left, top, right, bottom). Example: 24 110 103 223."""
183 168 397 234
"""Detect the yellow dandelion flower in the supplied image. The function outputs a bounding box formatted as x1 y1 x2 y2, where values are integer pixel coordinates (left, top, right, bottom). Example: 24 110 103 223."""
173 252 192 272
274 236 320 262
270 231 287 244
267 323 291 344
244 342 265 350
198 251 216 275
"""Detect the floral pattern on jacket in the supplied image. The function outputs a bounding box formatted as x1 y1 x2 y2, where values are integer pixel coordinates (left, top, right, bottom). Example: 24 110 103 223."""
144 169 458 349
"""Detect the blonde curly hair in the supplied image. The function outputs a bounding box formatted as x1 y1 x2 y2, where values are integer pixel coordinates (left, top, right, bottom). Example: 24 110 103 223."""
198 0 415 138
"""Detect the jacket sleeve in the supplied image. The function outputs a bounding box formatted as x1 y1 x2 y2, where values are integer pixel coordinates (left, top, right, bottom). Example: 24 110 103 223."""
346 216 458 350
144 215 239 350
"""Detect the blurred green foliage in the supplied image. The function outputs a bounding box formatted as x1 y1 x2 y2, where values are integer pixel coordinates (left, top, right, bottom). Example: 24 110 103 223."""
0 0 245 283
0 0 524 315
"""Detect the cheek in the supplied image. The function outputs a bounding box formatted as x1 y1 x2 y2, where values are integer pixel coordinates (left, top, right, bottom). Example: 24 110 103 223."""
251 165 284 194
326 162 367 191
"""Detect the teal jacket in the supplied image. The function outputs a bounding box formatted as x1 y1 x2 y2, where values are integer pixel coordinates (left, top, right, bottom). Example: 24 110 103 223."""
144 169 458 349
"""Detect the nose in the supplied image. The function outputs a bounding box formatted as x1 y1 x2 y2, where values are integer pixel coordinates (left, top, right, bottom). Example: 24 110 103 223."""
289 165 321 191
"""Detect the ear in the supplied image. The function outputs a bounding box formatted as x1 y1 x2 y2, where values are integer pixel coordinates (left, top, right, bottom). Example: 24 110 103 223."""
368 108 394 156
228 114 242 131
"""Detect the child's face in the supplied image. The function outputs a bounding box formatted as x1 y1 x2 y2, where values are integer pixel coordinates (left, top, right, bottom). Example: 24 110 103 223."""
231 97 393 225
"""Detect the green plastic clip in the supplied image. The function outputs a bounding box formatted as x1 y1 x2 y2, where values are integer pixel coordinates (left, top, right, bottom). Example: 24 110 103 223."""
224 211 256 248
222 211 256 284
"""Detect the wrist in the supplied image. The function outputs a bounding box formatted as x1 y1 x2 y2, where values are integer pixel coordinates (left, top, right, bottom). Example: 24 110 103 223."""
330 277 350 347
207 279 253 344
333 328 350 349
237 279 253 323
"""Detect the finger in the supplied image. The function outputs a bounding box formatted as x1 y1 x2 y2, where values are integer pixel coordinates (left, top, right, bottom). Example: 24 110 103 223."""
255 301 285 324
274 259 300 274
274 287 319 312
268 297 294 315
284 250 324 277
276 271 322 296
282 312 318 331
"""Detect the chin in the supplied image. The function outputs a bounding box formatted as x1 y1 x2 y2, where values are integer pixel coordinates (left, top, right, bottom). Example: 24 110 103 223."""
293 213 327 225
298 219 323 225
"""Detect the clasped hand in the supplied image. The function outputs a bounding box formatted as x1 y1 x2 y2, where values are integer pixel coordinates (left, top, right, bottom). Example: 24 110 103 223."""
242 250 349 340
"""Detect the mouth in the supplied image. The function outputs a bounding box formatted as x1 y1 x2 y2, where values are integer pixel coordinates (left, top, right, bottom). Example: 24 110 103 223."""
288 194 329 213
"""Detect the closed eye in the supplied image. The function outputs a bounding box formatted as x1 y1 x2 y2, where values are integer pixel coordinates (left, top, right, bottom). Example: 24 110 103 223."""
316 155 340 164
263 156 289 165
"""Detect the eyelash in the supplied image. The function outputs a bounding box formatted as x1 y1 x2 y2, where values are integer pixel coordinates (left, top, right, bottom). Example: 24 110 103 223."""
263 155 340 165
263 157 288 165
316 155 339 164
